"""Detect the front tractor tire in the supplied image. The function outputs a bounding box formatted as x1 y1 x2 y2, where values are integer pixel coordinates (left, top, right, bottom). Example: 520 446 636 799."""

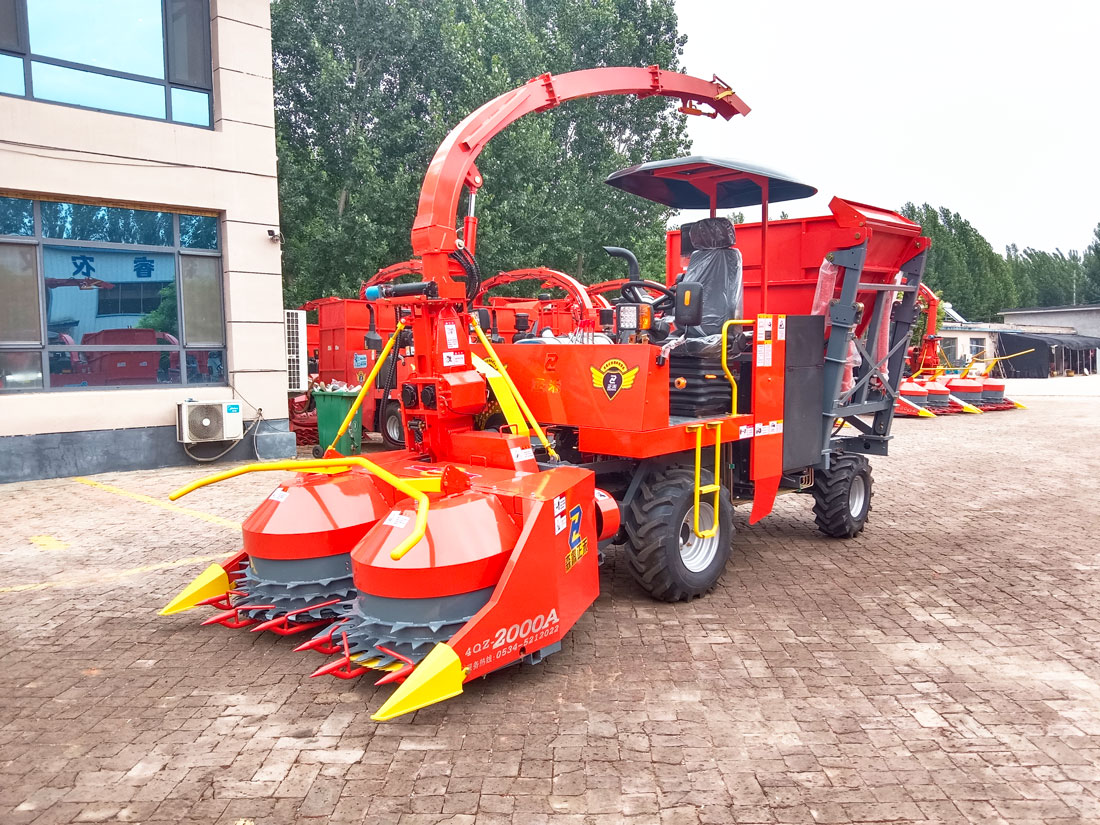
811 453 872 538
624 466 733 602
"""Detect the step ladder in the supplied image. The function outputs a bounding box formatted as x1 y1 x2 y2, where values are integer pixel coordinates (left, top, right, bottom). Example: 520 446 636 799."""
685 420 722 538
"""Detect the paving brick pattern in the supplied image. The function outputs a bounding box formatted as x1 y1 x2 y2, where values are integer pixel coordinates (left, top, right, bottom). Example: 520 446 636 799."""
2 398 1099 824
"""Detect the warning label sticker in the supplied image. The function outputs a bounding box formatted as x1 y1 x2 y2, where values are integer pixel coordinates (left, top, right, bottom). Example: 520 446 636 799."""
777 317 786 341
756 342 772 367
444 322 459 350
510 445 535 463
269 488 289 502
758 315 773 341
383 512 411 529
442 351 466 367
753 420 784 436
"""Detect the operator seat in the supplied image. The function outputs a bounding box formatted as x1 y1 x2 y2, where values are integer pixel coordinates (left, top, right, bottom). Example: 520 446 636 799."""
668 217 746 417
677 217 744 338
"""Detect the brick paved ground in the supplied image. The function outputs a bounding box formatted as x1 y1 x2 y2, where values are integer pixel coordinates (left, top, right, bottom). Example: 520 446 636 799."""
2 397 1099 824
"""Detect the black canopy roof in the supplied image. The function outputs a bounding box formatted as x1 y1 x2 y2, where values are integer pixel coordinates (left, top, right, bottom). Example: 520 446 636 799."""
605 155 817 210
1000 331 1100 350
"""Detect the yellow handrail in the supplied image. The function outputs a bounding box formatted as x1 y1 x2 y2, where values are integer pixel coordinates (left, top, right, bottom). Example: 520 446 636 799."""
720 319 755 416
470 317 559 461
169 457 440 561
327 320 407 453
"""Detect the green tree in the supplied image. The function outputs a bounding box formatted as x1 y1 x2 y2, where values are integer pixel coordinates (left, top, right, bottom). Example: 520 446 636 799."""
1082 223 1100 305
272 0 691 306
136 282 178 337
900 203 1017 322
1005 245 1084 308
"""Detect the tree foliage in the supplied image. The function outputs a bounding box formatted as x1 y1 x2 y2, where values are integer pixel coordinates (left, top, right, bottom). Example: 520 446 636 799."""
272 0 691 307
900 203 1017 322
1083 223 1100 305
1004 245 1084 308
901 204 1099 320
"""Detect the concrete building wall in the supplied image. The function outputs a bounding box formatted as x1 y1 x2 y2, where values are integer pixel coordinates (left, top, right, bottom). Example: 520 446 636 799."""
0 1 292 481
1000 307 1100 338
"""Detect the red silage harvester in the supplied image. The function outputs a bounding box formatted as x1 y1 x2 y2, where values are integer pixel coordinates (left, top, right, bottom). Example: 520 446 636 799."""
161 67 929 720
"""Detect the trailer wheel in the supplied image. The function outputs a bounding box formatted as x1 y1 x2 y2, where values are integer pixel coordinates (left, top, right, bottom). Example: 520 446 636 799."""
624 466 733 602
811 453 872 538
379 401 405 449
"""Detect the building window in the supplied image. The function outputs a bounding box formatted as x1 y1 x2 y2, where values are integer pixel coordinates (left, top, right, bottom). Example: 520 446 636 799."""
0 195 225 391
0 0 213 128
939 337 957 365
969 337 985 357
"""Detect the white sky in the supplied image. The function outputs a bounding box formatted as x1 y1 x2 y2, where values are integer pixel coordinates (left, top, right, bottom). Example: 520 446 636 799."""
675 0 1099 255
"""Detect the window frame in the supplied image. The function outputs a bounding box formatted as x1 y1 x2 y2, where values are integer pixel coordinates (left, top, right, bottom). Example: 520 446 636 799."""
0 198 226 392
0 0 213 128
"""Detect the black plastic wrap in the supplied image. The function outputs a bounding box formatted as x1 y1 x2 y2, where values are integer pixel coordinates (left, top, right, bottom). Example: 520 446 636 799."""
677 248 744 338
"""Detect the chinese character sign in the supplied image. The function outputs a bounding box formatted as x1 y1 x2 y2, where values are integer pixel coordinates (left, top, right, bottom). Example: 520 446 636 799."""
133 257 156 278
71 254 95 277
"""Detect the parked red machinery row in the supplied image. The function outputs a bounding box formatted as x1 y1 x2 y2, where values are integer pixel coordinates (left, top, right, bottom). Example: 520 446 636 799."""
290 260 624 447
894 283 1026 418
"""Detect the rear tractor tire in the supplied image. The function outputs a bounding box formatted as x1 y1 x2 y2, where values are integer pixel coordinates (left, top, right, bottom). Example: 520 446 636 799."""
623 466 733 602
811 453 872 538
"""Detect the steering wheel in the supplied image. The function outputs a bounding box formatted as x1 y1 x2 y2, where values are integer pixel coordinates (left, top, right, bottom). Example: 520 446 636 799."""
620 280 675 314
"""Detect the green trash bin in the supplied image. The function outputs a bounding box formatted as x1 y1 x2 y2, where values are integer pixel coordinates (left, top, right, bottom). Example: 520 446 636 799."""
313 389 363 457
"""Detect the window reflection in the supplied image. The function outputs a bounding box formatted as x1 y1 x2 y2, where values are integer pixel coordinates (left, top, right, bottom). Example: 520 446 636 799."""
0 351 44 390
0 53 24 96
27 0 166 79
0 243 42 343
40 202 172 246
171 87 210 126
49 349 183 387
179 214 218 249
186 349 225 383
31 61 166 119
43 247 178 344
180 254 224 346
0 197 35 236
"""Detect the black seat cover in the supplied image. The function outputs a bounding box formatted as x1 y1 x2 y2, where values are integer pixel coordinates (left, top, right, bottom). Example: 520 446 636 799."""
677 217 744 338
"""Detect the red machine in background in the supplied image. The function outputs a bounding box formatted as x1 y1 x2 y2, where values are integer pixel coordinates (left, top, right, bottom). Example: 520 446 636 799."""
892 283 1026 417
162 67 928 721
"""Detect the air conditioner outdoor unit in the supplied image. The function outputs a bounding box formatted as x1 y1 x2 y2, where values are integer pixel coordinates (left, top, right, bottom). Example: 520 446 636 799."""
177 401 244 443
285 309 308 393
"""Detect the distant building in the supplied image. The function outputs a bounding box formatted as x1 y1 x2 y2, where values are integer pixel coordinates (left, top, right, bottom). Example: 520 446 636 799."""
999 304 1100 338
0 2 294 482
996 305 1100 378
938 321 1073 367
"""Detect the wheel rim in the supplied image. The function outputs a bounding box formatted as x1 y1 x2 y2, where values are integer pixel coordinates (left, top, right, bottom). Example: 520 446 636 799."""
848 474 867 518
385 410 403 443
678 503 720 573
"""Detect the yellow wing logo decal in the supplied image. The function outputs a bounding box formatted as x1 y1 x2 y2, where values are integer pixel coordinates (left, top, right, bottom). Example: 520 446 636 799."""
591 359 638 400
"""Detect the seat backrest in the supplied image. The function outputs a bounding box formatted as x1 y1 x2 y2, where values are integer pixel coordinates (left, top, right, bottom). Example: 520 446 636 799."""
677 218 744 337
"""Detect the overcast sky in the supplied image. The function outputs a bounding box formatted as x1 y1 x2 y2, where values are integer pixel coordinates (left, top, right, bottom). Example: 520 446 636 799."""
675 0 1098 255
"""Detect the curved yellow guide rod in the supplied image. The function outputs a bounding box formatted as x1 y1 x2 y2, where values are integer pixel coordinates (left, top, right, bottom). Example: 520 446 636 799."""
169 457 440 562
